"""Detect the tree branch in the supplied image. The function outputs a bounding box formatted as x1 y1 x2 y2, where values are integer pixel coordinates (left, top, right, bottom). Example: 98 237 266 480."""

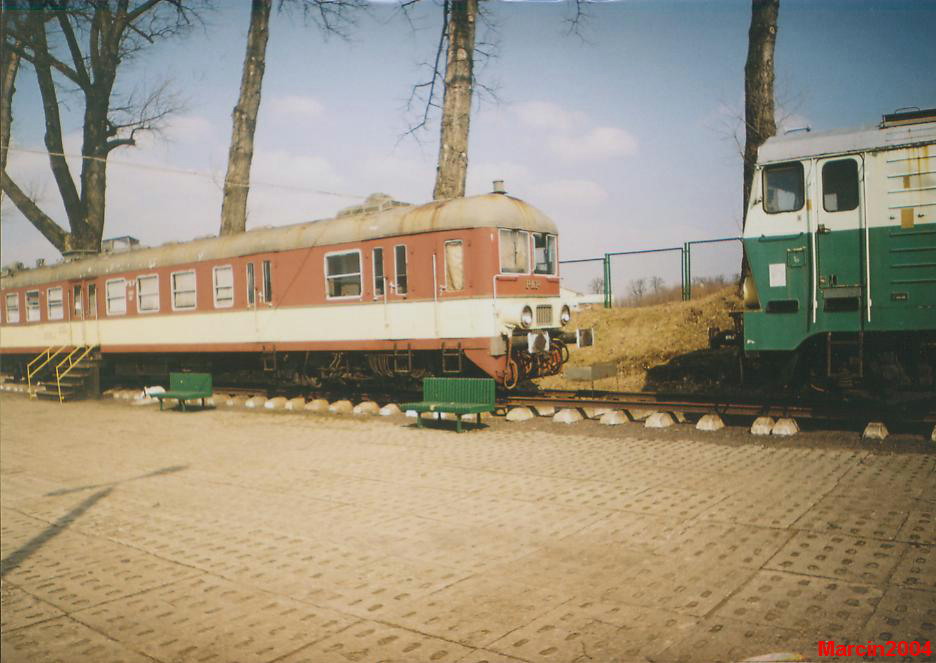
0 170 69 253
55 12 90 88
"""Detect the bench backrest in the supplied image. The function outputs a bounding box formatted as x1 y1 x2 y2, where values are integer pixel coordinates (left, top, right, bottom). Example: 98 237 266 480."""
423 377 495 405
169 372 212 393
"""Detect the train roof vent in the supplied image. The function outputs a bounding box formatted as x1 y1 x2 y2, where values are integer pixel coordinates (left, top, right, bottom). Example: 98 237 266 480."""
338 193 409 218
101 235 140 253
881 107 936 128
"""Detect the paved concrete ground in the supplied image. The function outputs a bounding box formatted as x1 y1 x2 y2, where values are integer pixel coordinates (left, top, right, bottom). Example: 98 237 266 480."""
1 395 933 663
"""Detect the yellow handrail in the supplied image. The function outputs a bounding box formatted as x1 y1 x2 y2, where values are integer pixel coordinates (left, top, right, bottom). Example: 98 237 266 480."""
54 345 95 402
27 345 68 392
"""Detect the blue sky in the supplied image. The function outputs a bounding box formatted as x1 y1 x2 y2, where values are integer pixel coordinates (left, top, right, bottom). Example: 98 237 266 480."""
3 0 934 293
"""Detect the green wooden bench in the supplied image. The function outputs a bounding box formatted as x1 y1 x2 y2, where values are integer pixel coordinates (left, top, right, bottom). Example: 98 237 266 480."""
401 377 496 433
155 372 213 411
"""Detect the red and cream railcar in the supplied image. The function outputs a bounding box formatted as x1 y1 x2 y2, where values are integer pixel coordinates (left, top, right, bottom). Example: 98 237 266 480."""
0 192 578 388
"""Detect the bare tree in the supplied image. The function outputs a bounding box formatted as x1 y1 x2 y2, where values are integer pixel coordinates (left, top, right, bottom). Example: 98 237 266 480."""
629 278 646 304
432 0 477 200
650 275 664 294
588 276 604 295
1 1 199 256
218 0 363 236
0 9 22 175
742 0 779 220
219 0 271 236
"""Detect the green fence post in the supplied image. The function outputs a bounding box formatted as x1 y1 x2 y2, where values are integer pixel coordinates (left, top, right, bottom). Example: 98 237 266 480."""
685 242 692 300
603 253 612 308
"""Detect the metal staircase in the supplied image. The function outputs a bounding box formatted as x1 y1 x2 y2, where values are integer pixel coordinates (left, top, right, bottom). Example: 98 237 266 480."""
28 345 100 402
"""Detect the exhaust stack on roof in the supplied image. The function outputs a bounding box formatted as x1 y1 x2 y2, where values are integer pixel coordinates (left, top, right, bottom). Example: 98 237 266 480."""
492 180 506 194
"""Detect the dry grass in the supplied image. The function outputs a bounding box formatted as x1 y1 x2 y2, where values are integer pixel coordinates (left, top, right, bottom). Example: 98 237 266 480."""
539 286 742 392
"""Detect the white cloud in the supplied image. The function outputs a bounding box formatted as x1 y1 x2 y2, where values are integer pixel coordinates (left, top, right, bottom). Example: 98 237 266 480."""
548 126 638 162
510 101 587 132
267 95 325 120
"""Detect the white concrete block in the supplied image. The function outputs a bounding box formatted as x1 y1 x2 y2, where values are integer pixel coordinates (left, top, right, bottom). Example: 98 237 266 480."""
583 407 612 420
533 405 556 417
506 407 535 422
627 408 655 421
931 425 935 443
862 422 889 440
405 409 418 418
328 399 353 415
353 401 380 416
284 397 306 411
553 408 584 424
672 411 688 423
304 398 329 413
645 412 675 428
244 396 266 408
599 410 628 426
420 411 440 420
750 416 775 435
439 412 458 421
264 396 288 410
772 418 799 436
226 396 246 408
696 414 725 432
380 403 402 416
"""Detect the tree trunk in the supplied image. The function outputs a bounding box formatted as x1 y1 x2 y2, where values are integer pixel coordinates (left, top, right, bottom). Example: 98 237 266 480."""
1 33 20 173
220 0 272 236
742 0 779 222
432 0 477 201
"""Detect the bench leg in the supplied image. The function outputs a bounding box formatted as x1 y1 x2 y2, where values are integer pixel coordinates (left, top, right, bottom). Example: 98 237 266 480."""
417 416 423 428
456 417 463 433
159 399 163 411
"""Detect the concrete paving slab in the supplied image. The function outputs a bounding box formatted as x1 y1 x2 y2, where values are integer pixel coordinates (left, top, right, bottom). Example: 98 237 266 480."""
764 530 906 585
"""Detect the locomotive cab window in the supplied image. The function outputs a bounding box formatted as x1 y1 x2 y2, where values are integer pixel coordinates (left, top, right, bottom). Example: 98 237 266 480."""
72 284 83 318
105 279 127 316
246 263 256 306
822 159 859 212
373 247 385 297
88 284 97 318
137 275 159 313
26 290 40 322
213 265 234 308
444 240 464 291
763 162 804 213
47 287 64 320
500 229 530 273
533 233 557 275
5 292 19 323
395 245 408 295
172 270 197 310
326 250 362 298
262 260 272 303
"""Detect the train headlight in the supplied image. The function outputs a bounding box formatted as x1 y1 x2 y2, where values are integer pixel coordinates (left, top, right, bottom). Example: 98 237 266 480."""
520 305 533 329
560 305 571 326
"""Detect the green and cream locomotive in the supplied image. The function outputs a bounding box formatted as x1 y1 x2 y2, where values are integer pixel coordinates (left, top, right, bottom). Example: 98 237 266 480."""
742 108 935 390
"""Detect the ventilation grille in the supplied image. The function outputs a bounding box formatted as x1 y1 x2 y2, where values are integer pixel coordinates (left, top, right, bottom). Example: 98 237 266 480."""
536 305 553 325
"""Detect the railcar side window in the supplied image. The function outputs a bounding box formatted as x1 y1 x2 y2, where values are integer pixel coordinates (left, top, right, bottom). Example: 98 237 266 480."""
72 285 83 318
533 233 557 275
262 260 272 303
6 293 20 323
246 263 256 306
47 287 64 320
373 248 385 297
325 250 362 298
88 284 97 318
213 265 234 308
500 229 530 273
26 290 40 321
137 275 159 313
763 162 804 213
445 240 464 291
105 280 127 316
395 245 408 295
172 271 196 310
822 159 859 212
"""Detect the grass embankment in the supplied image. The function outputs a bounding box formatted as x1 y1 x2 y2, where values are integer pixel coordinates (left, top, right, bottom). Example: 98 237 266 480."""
539 286 742 393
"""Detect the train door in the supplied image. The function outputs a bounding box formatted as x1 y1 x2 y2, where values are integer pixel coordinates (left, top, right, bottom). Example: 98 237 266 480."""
69 282 83 345
815 155 864 329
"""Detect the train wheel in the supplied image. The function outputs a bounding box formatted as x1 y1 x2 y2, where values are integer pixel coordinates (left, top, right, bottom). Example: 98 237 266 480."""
503 357 520 390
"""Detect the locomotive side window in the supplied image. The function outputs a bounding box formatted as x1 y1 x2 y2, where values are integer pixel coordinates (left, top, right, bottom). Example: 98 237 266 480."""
172 270 197 310
262 260 272 303
395 245 408 295
499 229 530 273
105 279 127 316
137 275 160 313
72 284 83 318
213 265 234 308
6 292 20 323
822 159 859 212
246 263 256 306
445 240 464 291
47 287 64 320
763 162 804 213
373 248 385 297
533 233 557 275
325 250 362 298
26 290 40 321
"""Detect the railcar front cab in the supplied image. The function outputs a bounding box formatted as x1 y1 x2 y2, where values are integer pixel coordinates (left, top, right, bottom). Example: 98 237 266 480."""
492 226 582 388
